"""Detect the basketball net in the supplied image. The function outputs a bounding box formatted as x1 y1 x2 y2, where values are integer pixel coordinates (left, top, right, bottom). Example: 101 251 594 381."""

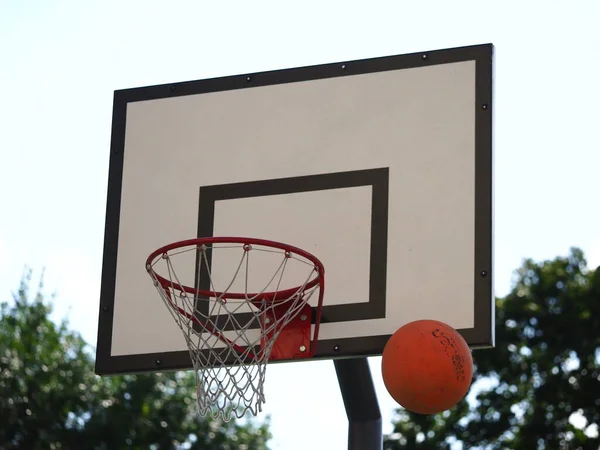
146 238 324 421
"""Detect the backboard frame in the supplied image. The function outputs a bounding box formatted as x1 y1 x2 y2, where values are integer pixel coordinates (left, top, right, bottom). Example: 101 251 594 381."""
95 43 494 376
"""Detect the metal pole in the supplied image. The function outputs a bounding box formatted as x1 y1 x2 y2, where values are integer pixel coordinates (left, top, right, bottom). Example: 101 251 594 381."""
334 358 382 450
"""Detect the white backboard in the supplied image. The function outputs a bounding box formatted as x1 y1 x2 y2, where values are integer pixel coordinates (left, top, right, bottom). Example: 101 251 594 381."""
96 44 494 375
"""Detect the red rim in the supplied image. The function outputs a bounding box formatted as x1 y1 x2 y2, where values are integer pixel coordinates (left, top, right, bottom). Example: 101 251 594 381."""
146 237 325 302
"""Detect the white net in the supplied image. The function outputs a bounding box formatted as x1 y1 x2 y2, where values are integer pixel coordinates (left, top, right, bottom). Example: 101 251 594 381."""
146 240 322 421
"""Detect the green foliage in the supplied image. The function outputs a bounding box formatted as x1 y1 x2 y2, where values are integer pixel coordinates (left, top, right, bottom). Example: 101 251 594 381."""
0 270 99 449
0 269 271 450
385 248 600 449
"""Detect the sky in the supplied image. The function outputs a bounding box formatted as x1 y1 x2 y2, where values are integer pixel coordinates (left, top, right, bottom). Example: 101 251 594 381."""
1 1 599 448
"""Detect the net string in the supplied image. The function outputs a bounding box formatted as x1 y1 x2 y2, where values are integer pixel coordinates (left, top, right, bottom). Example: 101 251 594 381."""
148 242 319 421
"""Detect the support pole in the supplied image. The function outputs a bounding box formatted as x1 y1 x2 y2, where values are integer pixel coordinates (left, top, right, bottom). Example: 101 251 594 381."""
334 358 382 450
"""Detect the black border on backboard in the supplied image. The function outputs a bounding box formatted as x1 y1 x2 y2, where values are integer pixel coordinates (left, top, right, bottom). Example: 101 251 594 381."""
196 168 389 330
95 43 494 375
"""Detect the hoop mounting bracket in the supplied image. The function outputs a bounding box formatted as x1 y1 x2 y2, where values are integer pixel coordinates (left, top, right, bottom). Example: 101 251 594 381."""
264 302 313 361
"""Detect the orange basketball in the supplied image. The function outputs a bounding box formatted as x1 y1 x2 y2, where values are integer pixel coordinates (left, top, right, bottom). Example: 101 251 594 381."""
381 320 473 414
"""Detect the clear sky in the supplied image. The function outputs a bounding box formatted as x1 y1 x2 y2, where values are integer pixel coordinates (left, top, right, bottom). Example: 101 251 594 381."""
1 1 599 449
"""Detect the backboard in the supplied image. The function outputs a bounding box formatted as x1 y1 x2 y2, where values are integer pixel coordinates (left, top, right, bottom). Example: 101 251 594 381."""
95 43 494 376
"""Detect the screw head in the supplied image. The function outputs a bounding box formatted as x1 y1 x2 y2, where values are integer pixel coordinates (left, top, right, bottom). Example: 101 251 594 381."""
299 345 307 352
421 54 428 60
102 304 109 312
155 359 162 366
482 104 488 110
169 85 176 92
480 270 488 278
265 317 271 324
333 345 340 352
341 64 347 70
246 76 252 82
300 314 307 321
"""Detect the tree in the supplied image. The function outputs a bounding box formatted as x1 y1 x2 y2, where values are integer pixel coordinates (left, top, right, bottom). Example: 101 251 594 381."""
0 270 271 449
384 248 600 449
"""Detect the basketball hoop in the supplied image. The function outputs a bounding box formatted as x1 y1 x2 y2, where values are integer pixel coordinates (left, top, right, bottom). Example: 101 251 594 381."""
146 237 325 421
